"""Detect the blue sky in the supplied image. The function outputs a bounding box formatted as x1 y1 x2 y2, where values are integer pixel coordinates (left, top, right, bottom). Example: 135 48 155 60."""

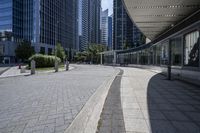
101 0 113 16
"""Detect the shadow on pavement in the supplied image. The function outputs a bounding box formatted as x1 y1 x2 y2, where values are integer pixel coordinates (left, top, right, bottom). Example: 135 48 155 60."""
97 70 125 133
147 74 200 133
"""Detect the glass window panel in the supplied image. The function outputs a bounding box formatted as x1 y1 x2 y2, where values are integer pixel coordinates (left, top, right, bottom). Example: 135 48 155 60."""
161 42 169 65
184 31 199 67
171 38 182 66
156 44 161 65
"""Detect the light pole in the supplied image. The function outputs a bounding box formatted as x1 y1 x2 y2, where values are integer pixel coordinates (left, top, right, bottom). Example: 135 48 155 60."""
55 21 60 72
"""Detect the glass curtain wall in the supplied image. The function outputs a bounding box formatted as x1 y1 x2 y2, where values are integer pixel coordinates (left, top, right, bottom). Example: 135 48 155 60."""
161 42 169 65
184 31 199 67
156 44 161 65
149 48 154 65
171 38 182 66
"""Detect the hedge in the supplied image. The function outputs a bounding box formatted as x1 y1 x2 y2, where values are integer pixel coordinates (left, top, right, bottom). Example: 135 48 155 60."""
29 54 61 68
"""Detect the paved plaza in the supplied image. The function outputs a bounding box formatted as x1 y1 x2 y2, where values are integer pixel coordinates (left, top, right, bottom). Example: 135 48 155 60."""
0 65 200 133
0 65 116 133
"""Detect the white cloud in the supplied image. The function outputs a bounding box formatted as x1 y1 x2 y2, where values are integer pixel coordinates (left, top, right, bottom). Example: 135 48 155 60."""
101 0 113 15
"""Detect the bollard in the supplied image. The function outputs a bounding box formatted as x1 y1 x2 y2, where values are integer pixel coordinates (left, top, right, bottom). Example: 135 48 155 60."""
20 66 26 73
18 64 21 69
55 60 59 72
66 61 69 71
31 60 36 75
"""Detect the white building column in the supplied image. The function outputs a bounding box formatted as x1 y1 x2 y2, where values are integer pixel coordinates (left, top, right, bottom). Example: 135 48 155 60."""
113 51 117 65
100 53 103 65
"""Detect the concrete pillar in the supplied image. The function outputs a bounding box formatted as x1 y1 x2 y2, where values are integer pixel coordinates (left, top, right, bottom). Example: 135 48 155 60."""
113 51 117 65
66 60 69 71
31 60 36 75
168 41 172 80
20 66 26 73
55 60 59 72
100 54 103 65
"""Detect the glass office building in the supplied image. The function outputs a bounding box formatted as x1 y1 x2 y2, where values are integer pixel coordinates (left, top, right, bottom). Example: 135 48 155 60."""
113 0 145 50
0 0 23 41
0 0 23 63
0 0 13 32
0 0 78 63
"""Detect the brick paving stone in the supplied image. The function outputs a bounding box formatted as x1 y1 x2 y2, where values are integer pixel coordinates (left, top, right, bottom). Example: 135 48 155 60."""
0 65 116 133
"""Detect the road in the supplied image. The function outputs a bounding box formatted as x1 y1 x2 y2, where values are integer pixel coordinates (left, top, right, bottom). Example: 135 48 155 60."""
0 65 117 133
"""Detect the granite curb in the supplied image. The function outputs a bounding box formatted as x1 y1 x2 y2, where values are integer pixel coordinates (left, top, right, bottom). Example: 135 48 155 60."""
65 68 120 133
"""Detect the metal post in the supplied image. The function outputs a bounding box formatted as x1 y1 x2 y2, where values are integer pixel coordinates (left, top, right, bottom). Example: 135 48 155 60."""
168 41 172 80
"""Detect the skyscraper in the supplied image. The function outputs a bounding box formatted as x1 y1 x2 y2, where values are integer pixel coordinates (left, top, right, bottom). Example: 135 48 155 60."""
80 0 101 51
108 15 113 50
0 0 24 62
101 9 109 46
0 0 78 62
113 0 145 50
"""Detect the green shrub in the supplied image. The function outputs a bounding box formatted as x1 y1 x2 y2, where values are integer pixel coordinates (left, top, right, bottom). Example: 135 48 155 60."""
29 54 61 68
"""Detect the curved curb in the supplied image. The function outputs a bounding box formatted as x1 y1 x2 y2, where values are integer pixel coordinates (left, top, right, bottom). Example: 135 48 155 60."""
0 67 11 75
65 68 120 133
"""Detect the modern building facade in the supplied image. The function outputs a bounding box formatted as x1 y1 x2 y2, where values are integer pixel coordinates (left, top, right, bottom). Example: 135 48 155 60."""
108 15 113 50
80 0 101 51
113 0 145 50
102 0 200 86
0 0 78 63
101 9 109 46
0 0 24 63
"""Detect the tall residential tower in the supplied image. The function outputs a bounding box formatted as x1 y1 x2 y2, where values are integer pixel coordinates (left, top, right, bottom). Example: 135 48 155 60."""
101 9 109 46
80 0 101 51
108 15 113 50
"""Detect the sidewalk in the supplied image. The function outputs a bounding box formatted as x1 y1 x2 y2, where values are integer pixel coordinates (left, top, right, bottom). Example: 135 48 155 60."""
120 67 200 133
0 65 74 78
0 66 30 78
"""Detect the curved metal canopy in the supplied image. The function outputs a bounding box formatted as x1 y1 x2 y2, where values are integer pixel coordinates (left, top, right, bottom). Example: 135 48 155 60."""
123 0 200 40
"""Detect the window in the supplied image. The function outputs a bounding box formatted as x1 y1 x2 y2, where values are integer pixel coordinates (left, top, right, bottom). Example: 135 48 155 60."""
156 44 161 65
40 47 45 54
161 42 169 65
149 47 153 65
0 45 3 56
48 48 52 55
184 31 199 67
171 38 182 66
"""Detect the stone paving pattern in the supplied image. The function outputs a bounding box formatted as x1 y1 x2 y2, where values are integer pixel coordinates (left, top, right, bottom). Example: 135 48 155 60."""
120 67 200 133
0 65 116 133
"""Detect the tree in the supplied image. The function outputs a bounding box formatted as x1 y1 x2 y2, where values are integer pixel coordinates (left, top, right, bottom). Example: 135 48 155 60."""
123 40 130 50
55 43 66 62
74 52 88 62
86 44 106 64
15 40 35 62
